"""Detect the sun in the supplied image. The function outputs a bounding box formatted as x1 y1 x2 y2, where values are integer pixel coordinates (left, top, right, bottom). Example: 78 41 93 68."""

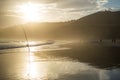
17 2 40 22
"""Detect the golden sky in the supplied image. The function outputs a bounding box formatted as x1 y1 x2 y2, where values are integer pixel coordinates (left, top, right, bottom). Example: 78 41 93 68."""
0 0 120 27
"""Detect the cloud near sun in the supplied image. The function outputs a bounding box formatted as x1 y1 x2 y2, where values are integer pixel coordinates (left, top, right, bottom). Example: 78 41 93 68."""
0 0 113 26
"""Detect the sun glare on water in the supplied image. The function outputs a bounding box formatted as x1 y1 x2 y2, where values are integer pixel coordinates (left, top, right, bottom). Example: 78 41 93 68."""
17 2 40 22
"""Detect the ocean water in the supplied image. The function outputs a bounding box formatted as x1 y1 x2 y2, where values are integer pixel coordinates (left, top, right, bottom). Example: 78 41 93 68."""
0 40 120 80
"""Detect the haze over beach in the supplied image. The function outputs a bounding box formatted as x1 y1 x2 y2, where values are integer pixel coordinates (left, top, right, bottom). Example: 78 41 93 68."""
0 0 120 80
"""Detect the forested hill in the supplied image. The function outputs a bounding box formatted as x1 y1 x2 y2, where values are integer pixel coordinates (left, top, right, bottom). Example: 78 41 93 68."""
73 11 120 25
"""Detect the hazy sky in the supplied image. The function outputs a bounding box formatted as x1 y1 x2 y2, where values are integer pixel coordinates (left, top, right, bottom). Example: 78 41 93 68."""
0 0 120 27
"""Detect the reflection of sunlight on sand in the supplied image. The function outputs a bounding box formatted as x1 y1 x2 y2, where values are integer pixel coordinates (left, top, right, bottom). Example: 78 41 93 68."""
29 53 37 78
29 63 47 79
26 53 46 79
23 45 111 80
24 58 109 80
29 63 38 78
23 40 110 80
